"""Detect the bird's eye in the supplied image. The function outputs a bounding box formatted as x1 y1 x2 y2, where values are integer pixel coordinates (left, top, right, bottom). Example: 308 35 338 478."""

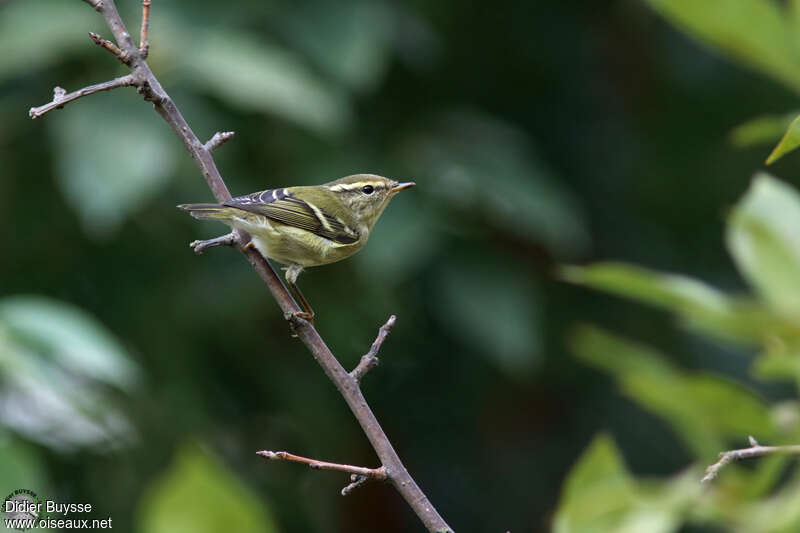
362 185 374 194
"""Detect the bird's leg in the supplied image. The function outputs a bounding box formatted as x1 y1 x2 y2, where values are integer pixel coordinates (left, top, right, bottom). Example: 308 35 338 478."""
288 282 315 323
190 232 239 254
284 264 314 324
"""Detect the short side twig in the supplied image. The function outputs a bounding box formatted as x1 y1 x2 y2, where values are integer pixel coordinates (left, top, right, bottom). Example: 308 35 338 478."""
88 31 130 64
29 75 135 119
82 0 102 11
189 232 240 254
350 315 396 383
341 474 371 496
204 131 235 152
257 450 387 495
139 0 151 58
257 450 387 479
702 435 800 482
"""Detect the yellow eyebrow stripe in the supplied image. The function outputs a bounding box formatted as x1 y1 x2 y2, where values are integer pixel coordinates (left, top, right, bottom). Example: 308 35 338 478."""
328 182 387 192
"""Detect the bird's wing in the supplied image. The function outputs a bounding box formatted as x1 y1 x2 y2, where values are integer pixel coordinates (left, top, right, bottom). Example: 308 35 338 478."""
224 188 359 244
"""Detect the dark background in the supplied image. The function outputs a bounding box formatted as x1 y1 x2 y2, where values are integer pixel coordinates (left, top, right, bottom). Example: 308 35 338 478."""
1 0 796 531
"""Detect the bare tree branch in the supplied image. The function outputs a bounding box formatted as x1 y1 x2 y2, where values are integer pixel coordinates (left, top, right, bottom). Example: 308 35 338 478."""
28 75 135 119
702 435 800 482
351 315 396 383
30 2 453 531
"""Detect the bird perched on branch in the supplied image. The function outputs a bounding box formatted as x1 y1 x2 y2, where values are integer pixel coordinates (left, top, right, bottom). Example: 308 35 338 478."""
178 174 415 320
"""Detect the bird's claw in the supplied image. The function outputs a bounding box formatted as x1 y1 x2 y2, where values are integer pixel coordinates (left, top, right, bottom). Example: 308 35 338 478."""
285 310 314 337
293 311 314 323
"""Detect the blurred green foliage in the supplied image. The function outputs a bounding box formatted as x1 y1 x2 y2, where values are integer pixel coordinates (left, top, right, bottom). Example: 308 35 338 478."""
137 442 278 533
554 434 702 533
644 0 800 163
5 0 800 531
0 296 138 449
560 177 800 531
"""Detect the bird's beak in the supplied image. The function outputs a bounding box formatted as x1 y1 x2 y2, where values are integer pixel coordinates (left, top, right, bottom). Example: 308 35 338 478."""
390 181 416 193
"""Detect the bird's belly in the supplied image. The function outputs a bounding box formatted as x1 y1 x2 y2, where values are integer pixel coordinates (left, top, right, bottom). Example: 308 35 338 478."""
250 223 362 267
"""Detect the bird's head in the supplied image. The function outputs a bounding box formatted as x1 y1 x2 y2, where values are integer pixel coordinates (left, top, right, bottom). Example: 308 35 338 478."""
324 174 415 229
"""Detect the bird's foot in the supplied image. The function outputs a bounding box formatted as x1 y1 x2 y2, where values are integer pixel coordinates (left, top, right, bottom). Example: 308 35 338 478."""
285 310 314 337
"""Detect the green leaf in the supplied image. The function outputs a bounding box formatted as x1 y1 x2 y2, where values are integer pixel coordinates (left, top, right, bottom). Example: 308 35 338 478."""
730 112 798 148
49 95 178 239
752 338 800 383
727 173 800 318
137 442 277 533
553 434 635 533
0 296 139 449
435 260 541 376
767 114 800 164
727 472 800 532
643 0 800 93
570 327 775 458
561 262 774 343
554 434 699 533
567 324 677 379
0 296 138 390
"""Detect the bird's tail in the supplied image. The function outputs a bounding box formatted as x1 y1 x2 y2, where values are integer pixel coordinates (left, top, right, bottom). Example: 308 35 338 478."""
177 203 240 221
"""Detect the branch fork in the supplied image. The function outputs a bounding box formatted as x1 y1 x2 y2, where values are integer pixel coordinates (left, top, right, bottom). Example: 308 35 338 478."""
31 0 157 119
702 435 800 482
260 316 398 492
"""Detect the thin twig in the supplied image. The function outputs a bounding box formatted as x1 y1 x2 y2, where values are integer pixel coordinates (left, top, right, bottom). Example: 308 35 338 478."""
33 2 453 531
341 474 370 496
204 131 235 152
29 75 135 119
139 0 151 58
257 450 387 480
88 31 130 64
350 315 396 383
702 435 800 482
258 450 386 496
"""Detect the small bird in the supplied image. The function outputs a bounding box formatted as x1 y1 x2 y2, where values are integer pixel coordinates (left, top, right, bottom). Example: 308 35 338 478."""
178 174 415 319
